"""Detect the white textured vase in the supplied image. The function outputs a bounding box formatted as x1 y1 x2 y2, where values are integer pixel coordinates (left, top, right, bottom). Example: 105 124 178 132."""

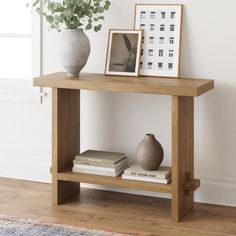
58 28 91 77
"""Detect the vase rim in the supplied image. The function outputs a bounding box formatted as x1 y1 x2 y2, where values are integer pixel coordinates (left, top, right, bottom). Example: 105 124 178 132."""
146 133 154 136
64 28 84 31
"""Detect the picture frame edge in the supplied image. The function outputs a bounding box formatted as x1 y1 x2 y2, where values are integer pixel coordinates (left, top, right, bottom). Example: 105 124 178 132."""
177 4 184 78
104 29 143 77
104 29 113 76
133 4 184 78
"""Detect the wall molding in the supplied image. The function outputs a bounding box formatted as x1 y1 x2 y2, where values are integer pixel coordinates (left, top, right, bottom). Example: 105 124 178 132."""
0 153 49 163
82 176 236 207
195 173 236 185
0 153 236 207
0 153 51 183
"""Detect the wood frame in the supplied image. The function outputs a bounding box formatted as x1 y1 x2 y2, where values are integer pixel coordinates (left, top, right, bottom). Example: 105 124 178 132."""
134 4 183 78
34 72 214 222
105 29 143 77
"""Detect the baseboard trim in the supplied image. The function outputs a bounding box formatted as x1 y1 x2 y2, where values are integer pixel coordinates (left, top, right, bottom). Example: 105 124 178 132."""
0 153 49 163
81 176 236 208
194 176 236 207
0 154 51 183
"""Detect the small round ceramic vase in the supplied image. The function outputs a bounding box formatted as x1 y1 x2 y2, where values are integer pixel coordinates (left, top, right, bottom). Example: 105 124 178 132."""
136 134 164 170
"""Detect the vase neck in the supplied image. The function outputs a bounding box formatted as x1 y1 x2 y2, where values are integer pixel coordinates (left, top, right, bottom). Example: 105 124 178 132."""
145 134 155 140
64 28 84 32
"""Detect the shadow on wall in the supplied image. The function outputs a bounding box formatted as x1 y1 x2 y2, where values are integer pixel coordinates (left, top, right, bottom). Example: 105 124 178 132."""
80 91 117 152
170 5 236 178
81 91 172 165
108 93 172 165
180 4 194 77
197 83 236 177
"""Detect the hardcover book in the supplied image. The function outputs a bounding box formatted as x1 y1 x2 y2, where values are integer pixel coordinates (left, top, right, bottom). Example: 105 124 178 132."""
73 157 128 169
124 164 171 179
75 150 126 164
122 174 171 184
73 159 128 172
72 166 125 177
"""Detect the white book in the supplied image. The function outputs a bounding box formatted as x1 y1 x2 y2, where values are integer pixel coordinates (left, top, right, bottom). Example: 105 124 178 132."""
75 150 126 164
73 161 128 173
122 174 171 184
124 164 171 180
73 158 128 169
72 166 125 177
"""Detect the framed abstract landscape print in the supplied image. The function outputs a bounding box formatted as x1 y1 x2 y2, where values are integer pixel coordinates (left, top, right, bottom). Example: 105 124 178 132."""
134 4 183 77
105 29 143 77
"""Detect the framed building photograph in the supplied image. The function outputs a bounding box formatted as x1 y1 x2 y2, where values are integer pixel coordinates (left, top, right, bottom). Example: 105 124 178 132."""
105 29 143 76
134 4 183 77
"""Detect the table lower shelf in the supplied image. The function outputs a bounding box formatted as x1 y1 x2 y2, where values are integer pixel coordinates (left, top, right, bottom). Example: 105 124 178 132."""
55 170 200 222
56 170 200 194
57 170 172 193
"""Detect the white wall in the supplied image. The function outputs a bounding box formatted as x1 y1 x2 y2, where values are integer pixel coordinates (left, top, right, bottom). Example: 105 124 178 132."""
1 0 236 206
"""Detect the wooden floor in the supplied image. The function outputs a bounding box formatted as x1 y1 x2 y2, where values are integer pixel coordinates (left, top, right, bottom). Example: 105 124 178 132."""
0 178 235 236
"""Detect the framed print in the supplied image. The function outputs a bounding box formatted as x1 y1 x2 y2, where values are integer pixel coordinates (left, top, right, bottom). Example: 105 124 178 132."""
134 4 183 77
105 29 143 77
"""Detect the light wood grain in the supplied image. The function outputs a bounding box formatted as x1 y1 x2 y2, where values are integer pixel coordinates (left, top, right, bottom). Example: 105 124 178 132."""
33 72 214 97
34 72 214 223
172 96 194 222
52 88 80 204
1 178 236 236
57 170 172 194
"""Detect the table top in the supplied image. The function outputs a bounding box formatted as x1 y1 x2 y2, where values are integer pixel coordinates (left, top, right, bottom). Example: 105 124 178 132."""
34 72 214 97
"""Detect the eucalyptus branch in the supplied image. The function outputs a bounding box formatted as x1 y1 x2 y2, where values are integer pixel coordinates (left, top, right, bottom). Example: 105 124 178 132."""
31 0 111 32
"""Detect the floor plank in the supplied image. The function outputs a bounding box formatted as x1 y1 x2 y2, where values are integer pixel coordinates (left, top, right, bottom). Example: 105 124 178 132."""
0 178 235 235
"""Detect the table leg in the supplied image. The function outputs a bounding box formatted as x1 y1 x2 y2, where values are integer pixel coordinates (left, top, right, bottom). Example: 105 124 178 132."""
171 96 194 222
52 88 80 204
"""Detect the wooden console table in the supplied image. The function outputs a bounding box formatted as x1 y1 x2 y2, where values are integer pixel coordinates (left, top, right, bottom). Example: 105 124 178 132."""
34 72 214 222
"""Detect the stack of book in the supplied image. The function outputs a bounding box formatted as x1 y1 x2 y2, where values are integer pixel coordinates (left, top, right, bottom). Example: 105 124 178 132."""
73 150 128 177
122 164 171 184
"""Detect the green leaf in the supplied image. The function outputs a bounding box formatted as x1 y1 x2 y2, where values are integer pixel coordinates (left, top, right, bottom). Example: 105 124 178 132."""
86 23 92 30
104 5 109 10
50 24 56 29
87 11 93 18
46 15 54 23
33 0 40 7
97 7 104 13
105 0 111 5
36 7 41 14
